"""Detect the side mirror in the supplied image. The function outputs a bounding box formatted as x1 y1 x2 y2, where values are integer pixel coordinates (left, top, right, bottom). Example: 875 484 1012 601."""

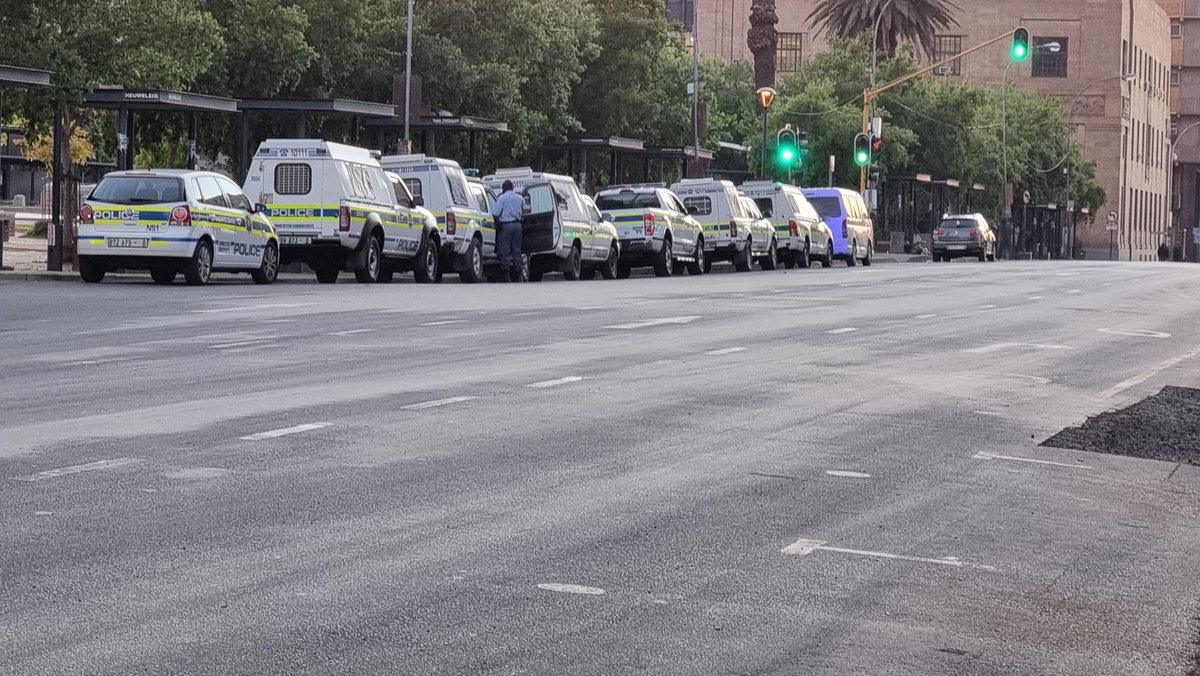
686 206 699 216
254 203 267 214
412 195 424 208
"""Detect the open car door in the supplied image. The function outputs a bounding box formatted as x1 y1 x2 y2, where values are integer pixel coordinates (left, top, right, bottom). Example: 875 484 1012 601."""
521 182 560 253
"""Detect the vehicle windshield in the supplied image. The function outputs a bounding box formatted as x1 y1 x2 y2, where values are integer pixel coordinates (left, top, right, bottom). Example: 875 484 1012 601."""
940 218 977 229
807 196 842 220
90 176 185 204
595 191 661 210
752 198 774 217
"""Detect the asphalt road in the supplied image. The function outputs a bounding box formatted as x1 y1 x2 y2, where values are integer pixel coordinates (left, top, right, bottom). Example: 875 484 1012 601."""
1 260 1199 675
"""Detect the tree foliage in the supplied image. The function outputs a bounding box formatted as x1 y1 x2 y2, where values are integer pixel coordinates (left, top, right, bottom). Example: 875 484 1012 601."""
808 0 960 59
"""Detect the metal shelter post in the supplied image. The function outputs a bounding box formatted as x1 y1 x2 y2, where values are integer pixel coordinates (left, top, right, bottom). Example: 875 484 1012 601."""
49 109 63 271
186 112 198 170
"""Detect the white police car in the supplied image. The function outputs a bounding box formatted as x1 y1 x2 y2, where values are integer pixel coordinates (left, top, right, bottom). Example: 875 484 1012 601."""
77 169 279 285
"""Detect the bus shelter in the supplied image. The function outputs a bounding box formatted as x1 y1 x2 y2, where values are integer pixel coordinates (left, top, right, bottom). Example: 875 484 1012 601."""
0 64 53 269
84 88 239 172
237 98 396 180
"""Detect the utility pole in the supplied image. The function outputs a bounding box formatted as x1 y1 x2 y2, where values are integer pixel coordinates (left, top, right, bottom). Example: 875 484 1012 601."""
403 0 414 152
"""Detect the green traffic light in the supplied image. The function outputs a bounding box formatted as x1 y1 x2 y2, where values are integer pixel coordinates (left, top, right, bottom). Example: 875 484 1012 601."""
855 150 870 166
1012 27 1030 61
780 148 795 162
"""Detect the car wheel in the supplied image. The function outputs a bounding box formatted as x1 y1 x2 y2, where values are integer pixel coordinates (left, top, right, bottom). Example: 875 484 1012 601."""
797 241 811 269
458 237 485 283
687 239 705 275
79 257 106 283
315 263 340 283
703 257 713 273
529 260 544 282
653 238 673 277
977 249 987 263
821 241 833 268
845 240 857 267
150 266 176 285
183 239 213 286
862 242 873 267
354 235 382 283
616 261 632 279
252 242 279 285
784 252 796 269
760 239 778 271
563 243 583 281
413 237 439 284
600 243 619 280
734 238 753 272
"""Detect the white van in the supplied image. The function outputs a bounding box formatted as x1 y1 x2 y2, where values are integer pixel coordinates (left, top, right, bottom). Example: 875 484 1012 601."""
739 181 835 268
242 139 441 284
381 154 495 283
671 178 774 272
482 168 619 281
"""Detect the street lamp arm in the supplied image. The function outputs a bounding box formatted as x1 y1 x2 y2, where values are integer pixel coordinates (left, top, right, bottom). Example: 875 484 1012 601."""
870 0 897 90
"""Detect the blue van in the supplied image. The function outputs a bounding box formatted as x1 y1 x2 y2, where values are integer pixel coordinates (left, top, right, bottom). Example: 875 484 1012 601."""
801 187 874 266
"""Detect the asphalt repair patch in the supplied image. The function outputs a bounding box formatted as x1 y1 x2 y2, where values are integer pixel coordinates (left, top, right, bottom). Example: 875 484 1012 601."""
1042 386 1200 466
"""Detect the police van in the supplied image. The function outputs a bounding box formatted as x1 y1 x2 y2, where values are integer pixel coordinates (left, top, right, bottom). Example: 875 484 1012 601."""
482 168 619 281
670 178 774 272
77 169 279 285
739 180 834 268
381 154 495 283
242 139 441 284
593 183 704 277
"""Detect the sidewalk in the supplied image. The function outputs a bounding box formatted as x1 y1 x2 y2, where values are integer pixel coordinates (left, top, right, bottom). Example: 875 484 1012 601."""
0 235 58 274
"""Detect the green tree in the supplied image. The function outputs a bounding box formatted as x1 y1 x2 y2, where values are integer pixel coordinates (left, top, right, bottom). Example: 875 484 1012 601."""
807 0 959 59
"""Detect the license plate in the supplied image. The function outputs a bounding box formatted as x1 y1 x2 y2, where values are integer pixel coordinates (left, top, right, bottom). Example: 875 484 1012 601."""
280 235 313 245
108 238 148 249
949 244 967 250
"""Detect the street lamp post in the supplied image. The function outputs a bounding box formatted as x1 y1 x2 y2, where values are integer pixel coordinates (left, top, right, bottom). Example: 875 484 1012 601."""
403 0 414 151
870 0 896 91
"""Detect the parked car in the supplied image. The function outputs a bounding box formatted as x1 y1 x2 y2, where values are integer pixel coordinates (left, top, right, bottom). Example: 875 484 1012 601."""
671 177 774 272
593 183 704 277
739 180 834 269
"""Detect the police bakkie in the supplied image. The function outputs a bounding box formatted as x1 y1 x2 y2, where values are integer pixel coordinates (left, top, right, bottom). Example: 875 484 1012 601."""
671 178 774 272
243 139 441 284
77 169 279 285
593 184 705 278
738 180 834 269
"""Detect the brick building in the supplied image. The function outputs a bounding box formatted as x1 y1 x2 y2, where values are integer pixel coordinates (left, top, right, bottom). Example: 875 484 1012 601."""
1160 0 1200 259
682 0 1172 261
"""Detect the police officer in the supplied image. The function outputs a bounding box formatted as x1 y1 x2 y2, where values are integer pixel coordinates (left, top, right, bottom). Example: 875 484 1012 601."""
491 180 525 282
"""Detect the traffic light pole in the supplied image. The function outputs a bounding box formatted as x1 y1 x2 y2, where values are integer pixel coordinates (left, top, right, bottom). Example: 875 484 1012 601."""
859 28 1021 191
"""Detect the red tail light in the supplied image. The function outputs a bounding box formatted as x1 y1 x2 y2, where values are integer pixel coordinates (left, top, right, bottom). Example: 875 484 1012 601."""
643 212 656 237
446 212 457 236
339 205 351 232
170 205 190 226
934 228 945 237
969 228 979 237
730 220 738 238
79 205 94 224
789 219 799 237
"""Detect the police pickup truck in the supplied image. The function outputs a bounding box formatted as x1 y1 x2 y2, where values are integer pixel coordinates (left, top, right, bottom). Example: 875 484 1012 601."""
593 184 704 278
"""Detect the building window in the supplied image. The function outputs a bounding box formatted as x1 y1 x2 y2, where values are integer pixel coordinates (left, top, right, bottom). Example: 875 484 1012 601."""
664 0 694 32
777 32 804 73
1172 21 1182 38
1171 121 1179 138
932 35 963 75
1032 37 1068 78
1171 70 1180 86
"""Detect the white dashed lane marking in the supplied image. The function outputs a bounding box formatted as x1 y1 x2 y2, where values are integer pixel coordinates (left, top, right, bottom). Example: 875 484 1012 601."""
527 376 585 389
420 320 468 327
825 470 871 478
782 538 997 571
402 396 476 411
13 458 143 482
605 316 701 330
827 327 858 335
537 583 605 595
706 347 747 356
240 423 332 441
973 451 1091 470
328 329 378 336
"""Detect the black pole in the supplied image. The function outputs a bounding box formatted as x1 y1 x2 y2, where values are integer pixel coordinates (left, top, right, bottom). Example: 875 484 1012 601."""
187 112 198 170
295 113 306 138
49 109 63 271
126 111 137 170
759 111 768 180
468 131 478 168
238 113 250 183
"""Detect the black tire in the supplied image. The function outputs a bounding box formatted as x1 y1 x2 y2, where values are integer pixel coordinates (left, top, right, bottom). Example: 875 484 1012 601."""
734 239 753 272
354 234 382 283
251 243 279 285
183 239 213 286
458 237 484 283
653 238 673 277
977 249 986 263
580 267 597 280
413 236 439 284
862 242 873 267
845 240 857 267
79 258 106 283
529 261 544 282
616 261 632 279
378 262 395 284
797 241 811 269
563 243 583 281
315 264 340 284
784 253 796 270
150 266 176 285
703 257 713 273
687 239 705 275
820 240 833 268
760 239 778 271
600 244 619 280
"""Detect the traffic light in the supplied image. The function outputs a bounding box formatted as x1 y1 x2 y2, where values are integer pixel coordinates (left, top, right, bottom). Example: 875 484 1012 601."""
853 133 871 167
776 125 801 171
1012 27 1030 61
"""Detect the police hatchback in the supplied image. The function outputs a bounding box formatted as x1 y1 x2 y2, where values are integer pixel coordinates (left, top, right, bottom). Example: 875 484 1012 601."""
78 169 279 285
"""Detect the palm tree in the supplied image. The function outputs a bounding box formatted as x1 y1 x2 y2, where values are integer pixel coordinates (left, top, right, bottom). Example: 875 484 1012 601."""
807 0 959 60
